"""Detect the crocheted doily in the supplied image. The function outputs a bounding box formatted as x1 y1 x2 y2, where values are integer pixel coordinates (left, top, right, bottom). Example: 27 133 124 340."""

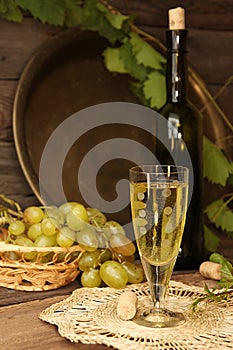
39 281 233 350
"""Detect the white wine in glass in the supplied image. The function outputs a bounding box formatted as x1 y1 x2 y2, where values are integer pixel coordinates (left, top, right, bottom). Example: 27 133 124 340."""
130 165 189 327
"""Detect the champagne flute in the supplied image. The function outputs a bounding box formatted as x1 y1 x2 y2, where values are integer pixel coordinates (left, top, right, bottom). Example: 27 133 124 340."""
130 165 189 328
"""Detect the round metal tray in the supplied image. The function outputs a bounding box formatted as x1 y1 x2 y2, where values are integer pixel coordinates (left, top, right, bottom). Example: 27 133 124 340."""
13 27 228 224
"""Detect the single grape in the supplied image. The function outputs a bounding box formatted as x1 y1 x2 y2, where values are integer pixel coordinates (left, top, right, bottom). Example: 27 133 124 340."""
96 229 109 249
55 251 81 263
34 234 57 256
121 261 144 284
41 217 59 236
58 202 79 218
136 262 146 282
100 260 128 289
44 206 65 225
97 228 111 242
78 250 100 271
104 220 126 236
14 236 33 246
23 206 44 224
117 253 135 263
66 212 87 231
70 250 82 262
81 268 102 288
8 220 26 236
41 252 54 263
56 227 76 247
86 207 106 227
3 251 20 261
27 223 42 241
109 233 136 257
14 236 36 260
99 248 112 263
34 234 57 247
70 203 89 222
62 202 88 230
76 227 98 252
55 252 66 263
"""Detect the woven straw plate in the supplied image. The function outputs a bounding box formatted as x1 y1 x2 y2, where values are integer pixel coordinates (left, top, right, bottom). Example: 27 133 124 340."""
39 281 233 350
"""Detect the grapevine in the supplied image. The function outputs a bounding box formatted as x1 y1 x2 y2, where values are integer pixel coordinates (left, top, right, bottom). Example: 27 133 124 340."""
0 195 145 289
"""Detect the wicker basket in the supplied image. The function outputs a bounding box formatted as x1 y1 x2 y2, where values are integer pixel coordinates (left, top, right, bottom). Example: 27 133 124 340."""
0 241 84 291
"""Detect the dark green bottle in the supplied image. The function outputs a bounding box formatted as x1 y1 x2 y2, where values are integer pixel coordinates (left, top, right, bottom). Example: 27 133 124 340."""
156 8 204 269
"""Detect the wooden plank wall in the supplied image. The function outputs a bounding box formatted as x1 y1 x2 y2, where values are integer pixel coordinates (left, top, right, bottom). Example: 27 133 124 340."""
0 1 232 255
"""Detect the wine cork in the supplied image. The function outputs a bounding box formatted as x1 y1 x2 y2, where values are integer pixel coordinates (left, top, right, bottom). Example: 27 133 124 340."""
169 7 185 30
116 291 138 320
199 261 222 281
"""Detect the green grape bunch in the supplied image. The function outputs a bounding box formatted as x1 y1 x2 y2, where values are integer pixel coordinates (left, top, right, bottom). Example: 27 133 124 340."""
0 198 145 289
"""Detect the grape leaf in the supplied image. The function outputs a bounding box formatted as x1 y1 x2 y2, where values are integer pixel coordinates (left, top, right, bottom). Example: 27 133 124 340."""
103 47 128 73
226 163 233 187
78 0 127 44
129 32 165 70
225 230 233 238
0 0 22 22
16 0 66 25
97 15 127 44
130 81 148 106
143 71 166 109
62 0 83 27
230 162 233 173
0 0 7 13
96 2 129 30
119 40 148 81
227 173 233 187
203 136 232 186
204 225 220 252
210 253 233 288
206 198 233 232
76 0 100 30
218 279 233 289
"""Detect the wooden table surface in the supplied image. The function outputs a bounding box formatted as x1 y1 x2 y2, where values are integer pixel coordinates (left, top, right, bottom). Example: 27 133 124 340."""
0 271 211 350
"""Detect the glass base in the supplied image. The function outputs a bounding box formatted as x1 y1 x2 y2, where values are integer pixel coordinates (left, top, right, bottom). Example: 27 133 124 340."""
133 308 185 328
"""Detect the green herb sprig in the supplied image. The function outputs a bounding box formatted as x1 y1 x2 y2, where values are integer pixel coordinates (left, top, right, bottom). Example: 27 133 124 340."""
192 253 233 312
191 284 232 313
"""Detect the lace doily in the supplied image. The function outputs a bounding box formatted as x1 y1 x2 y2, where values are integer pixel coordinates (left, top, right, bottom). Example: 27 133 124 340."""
39 281 233 350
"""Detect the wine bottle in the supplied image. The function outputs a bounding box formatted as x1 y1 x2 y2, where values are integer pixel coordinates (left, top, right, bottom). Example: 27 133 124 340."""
156 7 204 269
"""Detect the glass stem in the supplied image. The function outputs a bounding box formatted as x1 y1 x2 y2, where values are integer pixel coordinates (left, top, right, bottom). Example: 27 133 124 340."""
149 266 166 312
140 257 175 313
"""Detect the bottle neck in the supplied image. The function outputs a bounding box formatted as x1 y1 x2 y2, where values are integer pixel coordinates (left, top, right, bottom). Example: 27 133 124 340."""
166 30 188 103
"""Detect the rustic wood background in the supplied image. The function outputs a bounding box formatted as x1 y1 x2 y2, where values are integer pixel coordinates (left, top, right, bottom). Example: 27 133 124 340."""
0 0 232 257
